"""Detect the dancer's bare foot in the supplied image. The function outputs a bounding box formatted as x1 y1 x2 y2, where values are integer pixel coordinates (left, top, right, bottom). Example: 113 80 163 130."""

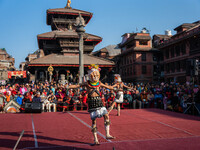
91 141 100 146
106 135 115 139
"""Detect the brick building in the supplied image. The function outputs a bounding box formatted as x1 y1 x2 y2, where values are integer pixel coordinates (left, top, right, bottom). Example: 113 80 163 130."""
0 48 15 81
154 21 200 83
118 31 159 83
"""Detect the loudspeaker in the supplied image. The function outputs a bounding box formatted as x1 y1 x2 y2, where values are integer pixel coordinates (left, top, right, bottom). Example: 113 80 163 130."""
25 102 32 113
25 102 42 113
31 102 42 113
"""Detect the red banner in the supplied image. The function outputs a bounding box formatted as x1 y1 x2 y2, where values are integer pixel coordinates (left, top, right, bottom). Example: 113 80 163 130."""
8 71 27 79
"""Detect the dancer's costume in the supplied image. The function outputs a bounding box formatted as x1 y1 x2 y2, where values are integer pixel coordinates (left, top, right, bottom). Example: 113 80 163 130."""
114 74 124 103
87 81 108 120
86 64 114 144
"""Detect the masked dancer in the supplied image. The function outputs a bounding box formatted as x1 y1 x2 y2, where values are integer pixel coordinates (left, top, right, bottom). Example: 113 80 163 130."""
69 64 116 145
108 74 132 116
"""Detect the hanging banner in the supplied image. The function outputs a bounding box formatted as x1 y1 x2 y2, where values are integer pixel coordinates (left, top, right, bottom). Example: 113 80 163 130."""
8 71 27 79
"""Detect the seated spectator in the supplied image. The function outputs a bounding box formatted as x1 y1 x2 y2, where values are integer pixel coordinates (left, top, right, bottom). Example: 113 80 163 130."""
57 92 64 102
32 93 41 103
41 89 47 101
48 94 57 112
62 96 71 112
140 90 148 108
20 92 32 111
180 94 188 113
42 97 50 112
10 92 17 101
79 91 88 109
101 94 106 107
124 90 133 103
123 90 133 108
147 91 154 108
107 93 115 108
133 90 142 109
23 92 32 103
16 93 23 106
154 91 163 108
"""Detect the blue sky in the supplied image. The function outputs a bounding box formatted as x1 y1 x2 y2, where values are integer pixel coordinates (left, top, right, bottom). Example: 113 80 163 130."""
0 0 200 68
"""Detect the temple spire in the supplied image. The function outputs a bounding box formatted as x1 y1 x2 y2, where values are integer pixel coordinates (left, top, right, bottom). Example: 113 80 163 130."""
65 0 72 9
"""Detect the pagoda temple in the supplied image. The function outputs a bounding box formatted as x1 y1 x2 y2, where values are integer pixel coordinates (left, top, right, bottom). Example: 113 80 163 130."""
26 2 115 82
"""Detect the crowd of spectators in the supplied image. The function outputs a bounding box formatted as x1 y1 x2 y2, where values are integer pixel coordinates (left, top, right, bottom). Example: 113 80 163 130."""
0 81 200 116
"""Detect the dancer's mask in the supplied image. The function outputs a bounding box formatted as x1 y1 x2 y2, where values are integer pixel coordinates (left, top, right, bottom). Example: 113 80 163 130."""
88 64 101 82
114 74 122 83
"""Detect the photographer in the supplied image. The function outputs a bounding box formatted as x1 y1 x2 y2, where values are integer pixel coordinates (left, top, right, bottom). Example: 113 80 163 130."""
194 90 200 116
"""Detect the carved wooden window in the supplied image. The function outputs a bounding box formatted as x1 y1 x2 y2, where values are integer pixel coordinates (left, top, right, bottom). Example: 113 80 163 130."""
142 53 146 61
170 47 174 58
181 43 186 54
175 45 180 56
165 49 169 59
139 40 148 45
142 65 147 74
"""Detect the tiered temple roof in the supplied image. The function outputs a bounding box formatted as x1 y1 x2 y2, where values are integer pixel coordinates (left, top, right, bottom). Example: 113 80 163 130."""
28 4 114 69
29 54 114 67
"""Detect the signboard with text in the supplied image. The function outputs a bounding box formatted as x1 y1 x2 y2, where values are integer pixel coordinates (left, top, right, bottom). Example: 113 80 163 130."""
8 71 27 79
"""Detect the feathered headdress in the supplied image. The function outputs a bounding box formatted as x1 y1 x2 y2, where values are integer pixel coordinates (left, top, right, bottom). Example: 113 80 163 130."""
88 64 101 71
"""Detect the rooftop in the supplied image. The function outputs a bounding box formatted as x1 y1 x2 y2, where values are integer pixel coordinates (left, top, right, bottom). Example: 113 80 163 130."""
47 8 93 25
93 45 121 57
37 30 102 41
29 53 115 66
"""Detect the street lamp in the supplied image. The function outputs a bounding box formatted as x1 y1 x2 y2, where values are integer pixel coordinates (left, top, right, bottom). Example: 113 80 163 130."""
75 13 86 83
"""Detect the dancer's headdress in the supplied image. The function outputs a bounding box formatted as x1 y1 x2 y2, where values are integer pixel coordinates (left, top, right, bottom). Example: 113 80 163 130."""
114 74 122 83
87 64 101 81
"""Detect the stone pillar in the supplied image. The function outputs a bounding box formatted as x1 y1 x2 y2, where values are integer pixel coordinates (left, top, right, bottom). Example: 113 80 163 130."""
35 69 38 82
56 70 59 81
75 14 86 84
45 71 48 81
78 32 84 83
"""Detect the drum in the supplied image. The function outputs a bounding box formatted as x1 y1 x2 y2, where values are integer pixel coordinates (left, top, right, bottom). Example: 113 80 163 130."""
5 106 19 113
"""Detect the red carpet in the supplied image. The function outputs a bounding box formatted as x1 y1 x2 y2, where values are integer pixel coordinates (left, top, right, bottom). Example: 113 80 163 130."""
0 109 200 150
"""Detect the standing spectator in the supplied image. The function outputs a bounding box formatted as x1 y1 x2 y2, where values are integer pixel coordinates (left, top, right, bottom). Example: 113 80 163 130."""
32 93 41 103
163 94 168 110
0 93 6 113
5 91 11 103
19 84 27 95
171 93 180 112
